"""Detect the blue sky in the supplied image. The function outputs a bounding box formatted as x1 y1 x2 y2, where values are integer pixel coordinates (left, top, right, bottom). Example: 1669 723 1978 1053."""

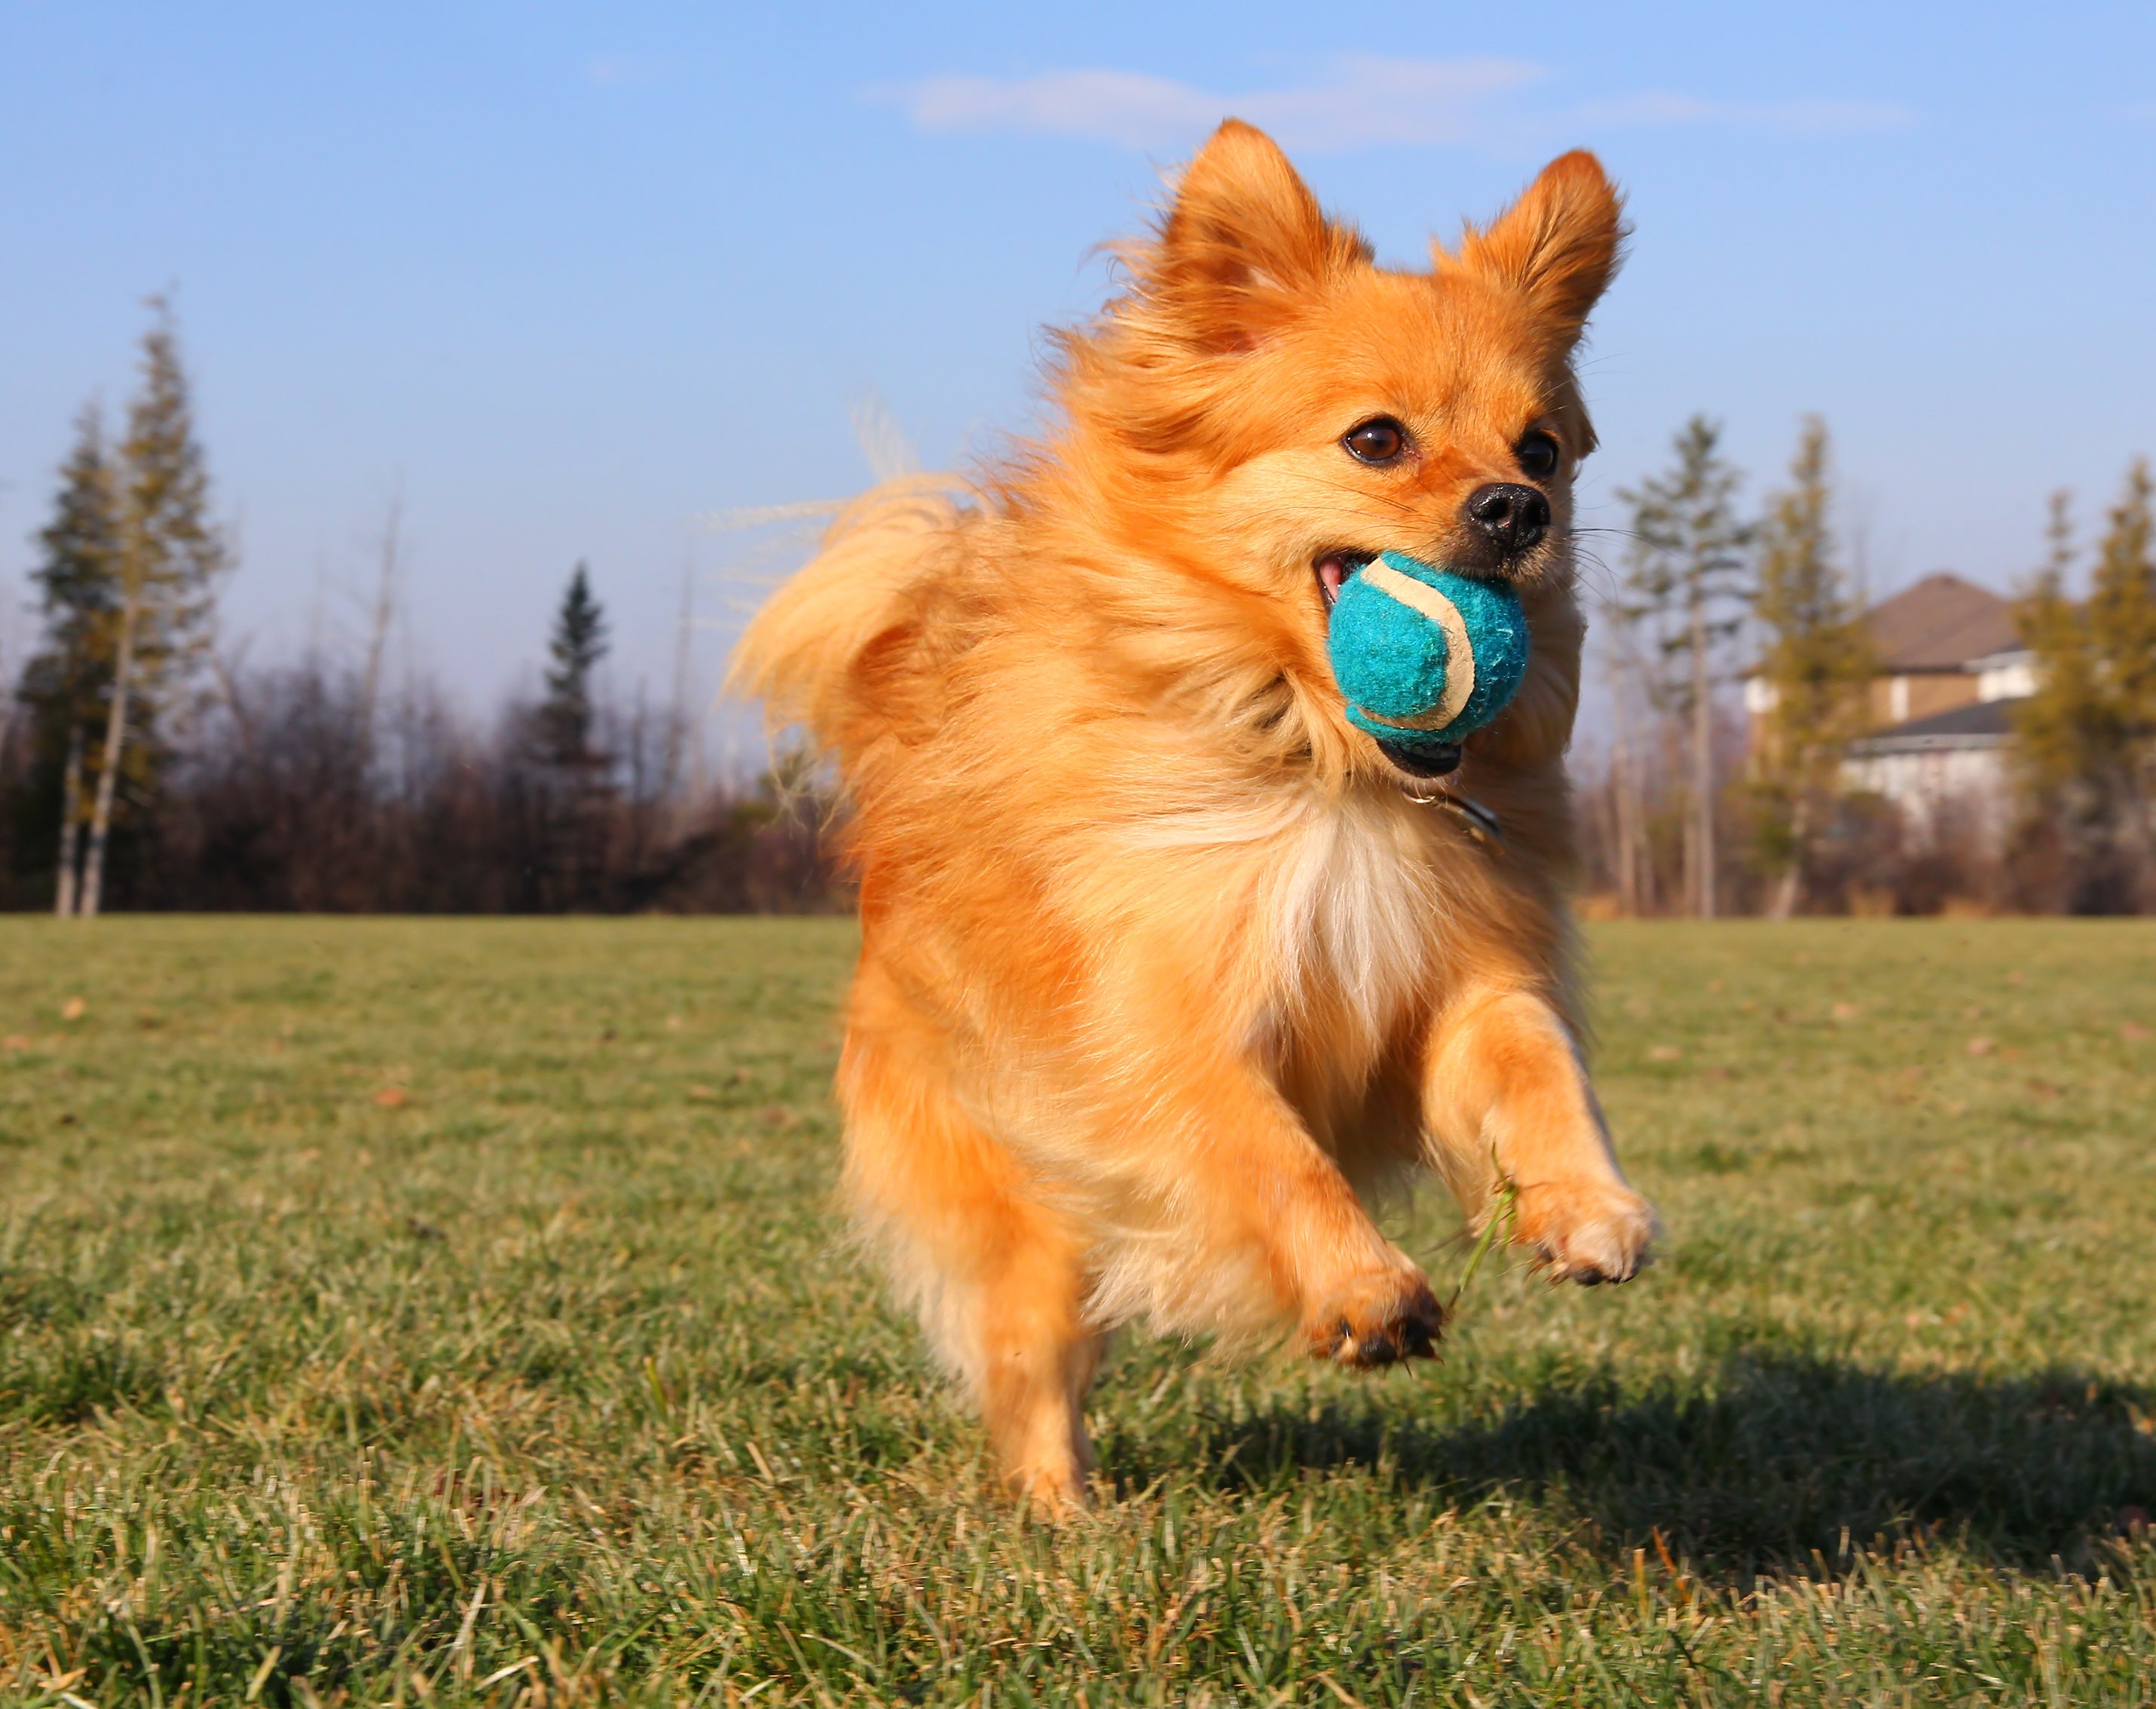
4 2 2154 733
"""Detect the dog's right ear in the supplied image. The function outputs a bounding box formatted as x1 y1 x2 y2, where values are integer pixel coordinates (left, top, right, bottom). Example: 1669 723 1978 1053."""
1142 121 1363 354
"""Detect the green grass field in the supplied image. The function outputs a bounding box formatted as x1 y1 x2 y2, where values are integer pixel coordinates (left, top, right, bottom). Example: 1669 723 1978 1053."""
2 917 2152 1706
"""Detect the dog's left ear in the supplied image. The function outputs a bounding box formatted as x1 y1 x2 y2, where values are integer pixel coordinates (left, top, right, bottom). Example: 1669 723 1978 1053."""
1146 120 1364 353
1444 151 1626 346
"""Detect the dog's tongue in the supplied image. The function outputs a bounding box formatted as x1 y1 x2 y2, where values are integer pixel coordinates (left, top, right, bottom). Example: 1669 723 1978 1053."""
1317 555 1352 606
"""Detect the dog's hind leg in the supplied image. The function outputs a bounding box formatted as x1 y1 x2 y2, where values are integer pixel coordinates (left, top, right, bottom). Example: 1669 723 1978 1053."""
839 976 1105 1513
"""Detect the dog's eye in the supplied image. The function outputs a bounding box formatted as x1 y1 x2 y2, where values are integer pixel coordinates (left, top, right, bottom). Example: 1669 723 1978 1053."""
1343 417 1409 466
1515 430 1561 481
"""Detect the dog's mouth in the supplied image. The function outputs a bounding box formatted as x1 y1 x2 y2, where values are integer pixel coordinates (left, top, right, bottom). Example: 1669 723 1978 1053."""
1313 549 1462 781
1313 549 1375 611
1375 739 1461 778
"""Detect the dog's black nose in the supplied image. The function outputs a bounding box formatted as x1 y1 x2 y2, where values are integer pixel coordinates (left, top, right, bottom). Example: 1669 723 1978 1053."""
1463 483 1551 557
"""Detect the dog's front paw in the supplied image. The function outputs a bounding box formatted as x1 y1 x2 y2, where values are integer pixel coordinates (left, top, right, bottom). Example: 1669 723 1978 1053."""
1304 1265 1445 1368
1512 1178 1656 1286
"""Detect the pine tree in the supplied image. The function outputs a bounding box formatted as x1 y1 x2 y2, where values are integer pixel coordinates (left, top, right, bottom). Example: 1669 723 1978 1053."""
526 564 615 910
19 405 122 915
2014 462 2156 909
1616 417 1752 916
2013 492 2099 791
2089 460 2156 747
1749 418 1873 917
76 299 228 916
540 563 610 771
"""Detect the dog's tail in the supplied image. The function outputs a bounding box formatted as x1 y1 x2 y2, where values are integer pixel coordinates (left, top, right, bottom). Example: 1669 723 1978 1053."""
727 475 966 763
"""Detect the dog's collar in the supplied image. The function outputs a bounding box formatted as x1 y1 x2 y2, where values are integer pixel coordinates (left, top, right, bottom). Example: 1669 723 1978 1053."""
1400 784 1503 845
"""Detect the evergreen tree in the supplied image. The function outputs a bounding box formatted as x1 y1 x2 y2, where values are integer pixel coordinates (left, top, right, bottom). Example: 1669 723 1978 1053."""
540 563 610 770
1749 418 1873 916
18 404 122 914
521 564 615 910
2014 491 2099 789
2014 462 2156 910
1616 416 1752 916
75 299 228 916
2088 459 2156 741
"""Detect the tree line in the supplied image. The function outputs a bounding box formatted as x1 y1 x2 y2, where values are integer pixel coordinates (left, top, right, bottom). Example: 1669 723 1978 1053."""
9 311 2154 915
1582 414 2156 916
5 307 843 916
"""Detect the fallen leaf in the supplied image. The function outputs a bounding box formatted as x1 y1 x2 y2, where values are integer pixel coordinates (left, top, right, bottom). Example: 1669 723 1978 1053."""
759 1105 797 1128
60 998 85 1021
1648 1044 1681 1063
1966 1037 1994 1057
687 1084 716 1100
2 1034 30 1050
2123 1021 2151 1043
372 1086 410 1108
1830 1001 1858 1022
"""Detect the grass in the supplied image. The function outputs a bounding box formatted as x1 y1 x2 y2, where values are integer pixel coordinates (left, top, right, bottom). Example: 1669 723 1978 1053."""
1 916 2152 1706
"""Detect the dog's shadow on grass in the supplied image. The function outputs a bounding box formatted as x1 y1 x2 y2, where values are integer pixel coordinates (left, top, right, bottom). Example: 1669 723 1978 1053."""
1112 1353 2156 1584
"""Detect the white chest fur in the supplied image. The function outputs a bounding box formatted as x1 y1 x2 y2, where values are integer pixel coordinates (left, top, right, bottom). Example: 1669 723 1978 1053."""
1259 790 1436 1062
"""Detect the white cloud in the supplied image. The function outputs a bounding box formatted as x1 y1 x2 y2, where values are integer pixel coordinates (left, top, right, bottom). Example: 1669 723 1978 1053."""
876 56 1912 154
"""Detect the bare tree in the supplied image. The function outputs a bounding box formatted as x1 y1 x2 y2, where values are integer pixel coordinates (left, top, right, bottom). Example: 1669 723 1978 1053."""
358 482 405 760
1604 637 1651 915
665 537 700 799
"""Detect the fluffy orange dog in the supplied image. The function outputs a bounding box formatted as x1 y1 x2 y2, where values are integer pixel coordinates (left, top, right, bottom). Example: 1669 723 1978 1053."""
734 121 1656 1509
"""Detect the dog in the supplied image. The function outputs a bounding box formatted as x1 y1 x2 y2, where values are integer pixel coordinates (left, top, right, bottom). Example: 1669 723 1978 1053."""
732 120 1656 1510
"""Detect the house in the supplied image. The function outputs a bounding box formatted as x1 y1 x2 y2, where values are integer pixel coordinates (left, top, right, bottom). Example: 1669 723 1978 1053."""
1745 573 2035 849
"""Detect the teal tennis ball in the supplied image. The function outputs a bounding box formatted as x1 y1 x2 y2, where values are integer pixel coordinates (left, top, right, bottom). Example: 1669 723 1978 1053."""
1326 552 1531 750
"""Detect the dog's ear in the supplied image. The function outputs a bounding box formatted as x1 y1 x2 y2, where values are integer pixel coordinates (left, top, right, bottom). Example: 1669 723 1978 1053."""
1442 151 1625 346
1145 120 1362 353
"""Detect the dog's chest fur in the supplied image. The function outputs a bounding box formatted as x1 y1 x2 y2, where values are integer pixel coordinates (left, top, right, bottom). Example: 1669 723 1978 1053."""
1255 790 1439 1073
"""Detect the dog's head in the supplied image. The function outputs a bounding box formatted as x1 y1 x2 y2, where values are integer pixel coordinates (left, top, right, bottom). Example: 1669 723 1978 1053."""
1056 121 1623 786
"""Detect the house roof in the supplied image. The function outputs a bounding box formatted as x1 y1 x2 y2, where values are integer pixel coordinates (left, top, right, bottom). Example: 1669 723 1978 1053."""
1849 696 2019 754
1864 573 2019 672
